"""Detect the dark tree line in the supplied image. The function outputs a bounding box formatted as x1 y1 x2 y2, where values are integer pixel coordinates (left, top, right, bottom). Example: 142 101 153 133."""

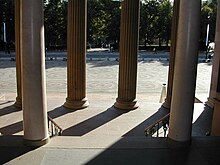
0 0 14 51
0 0 218 51
200 0 218 50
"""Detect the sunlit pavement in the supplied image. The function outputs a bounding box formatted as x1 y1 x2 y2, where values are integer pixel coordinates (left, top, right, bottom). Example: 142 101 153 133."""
0 55 216 165
0 58 212 103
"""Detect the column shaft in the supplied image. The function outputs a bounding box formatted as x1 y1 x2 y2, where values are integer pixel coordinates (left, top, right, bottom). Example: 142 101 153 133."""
114 0 140 110
21 0 49 146
162 0 180 109
64 0 89 110
14 0 22 108
206 2 220 109
210 1 220 135
168 0 201 143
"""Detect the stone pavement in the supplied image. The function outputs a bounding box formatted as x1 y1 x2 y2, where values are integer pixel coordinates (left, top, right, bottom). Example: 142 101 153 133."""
0 59 212 103
0 58 215 165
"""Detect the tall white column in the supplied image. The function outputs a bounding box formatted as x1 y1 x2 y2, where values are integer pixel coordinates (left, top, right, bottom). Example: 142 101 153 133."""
168 0 201 143
21 0 49 146
114 0 140 110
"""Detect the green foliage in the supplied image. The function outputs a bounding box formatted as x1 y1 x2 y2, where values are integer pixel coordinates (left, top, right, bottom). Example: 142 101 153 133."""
200 0 217 50
0 0 15 50
140 0 172 47
87 0 121 47
44 0 68 49
0 0 218 51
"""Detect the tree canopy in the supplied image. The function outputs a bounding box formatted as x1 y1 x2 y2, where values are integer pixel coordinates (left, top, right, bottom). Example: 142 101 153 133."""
0 0 218 51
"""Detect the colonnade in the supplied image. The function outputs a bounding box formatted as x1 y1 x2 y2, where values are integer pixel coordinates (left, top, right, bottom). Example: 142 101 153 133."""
12 0 220 146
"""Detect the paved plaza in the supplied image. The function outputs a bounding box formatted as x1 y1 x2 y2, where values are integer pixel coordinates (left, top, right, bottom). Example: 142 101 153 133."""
0 56 215 165
0 57 212 103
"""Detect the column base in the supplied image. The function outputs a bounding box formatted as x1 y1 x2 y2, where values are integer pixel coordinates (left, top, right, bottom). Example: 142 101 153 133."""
64 97 89 110
114 98 139 110
23 137 50 147
205 97 215 109
162 100 170 109
14 97 22 108
167 137 191 148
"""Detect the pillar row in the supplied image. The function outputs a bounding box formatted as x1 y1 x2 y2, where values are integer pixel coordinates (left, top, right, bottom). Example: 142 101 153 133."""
168 0 201 143
21 0 49 146
14 0 22 108
64 0 89 110
114 0 140 110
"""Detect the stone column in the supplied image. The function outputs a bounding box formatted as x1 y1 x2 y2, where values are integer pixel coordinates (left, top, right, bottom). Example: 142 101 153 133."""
168 0 201 143
114 0 140 110
64 0 89 110
206 2 220 109
210 1 220 136
21 0 49 146
14 0 22 108
162 0 180 109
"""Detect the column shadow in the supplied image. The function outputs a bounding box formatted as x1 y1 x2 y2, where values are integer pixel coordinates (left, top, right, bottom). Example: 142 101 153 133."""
0 100 15 106
122 106 170 137
192 105 213 136
48 105 73 119
0 104 21 117
62 106 128 136
85 139 195 165
0 121 23 135
84 106 218 165
0 135 36 164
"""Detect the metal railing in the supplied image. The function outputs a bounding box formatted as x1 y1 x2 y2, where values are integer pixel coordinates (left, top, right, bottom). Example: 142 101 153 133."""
48 116 63 137
144 113 170 137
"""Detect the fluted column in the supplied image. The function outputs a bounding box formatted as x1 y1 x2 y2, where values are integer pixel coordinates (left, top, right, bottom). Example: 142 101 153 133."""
64 0 89 110
168 0 201 143
21 0 49 146
114 0 140 110
206 2 220 109
162 0 180 109
14 0 22 108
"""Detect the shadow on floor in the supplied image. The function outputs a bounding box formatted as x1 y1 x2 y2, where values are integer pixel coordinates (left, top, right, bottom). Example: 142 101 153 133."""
192 105 213 136
0 102 21 117
0 135 36 164
62 106 129 136
0 121 23 135
85 136 220 165
123 106 170 137
48 105 73 119
0 103 23 135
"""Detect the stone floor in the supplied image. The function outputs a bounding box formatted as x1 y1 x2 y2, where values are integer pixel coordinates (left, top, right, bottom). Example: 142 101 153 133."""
0 59 212 102
0 99 215 165
0 59 217 165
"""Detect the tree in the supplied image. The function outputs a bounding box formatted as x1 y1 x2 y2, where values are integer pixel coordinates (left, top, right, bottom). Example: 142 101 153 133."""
44 0 67 50
200 0 217 50
87 0 121 48
140 0 160 47
105 0 121 48
157 0 172 46
0 0 15 51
